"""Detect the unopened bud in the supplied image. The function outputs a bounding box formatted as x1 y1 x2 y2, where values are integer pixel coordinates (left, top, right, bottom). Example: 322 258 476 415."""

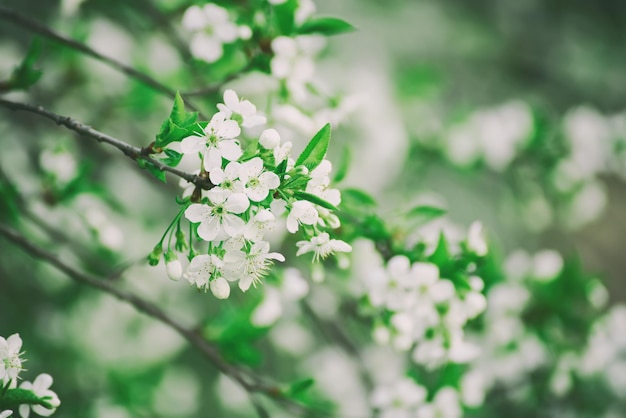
165 251 183 281
148 245 163 266
210 277 231 299
259 128 281 149
295 165 309 176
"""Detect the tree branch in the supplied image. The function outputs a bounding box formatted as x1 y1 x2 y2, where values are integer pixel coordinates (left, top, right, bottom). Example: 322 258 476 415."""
0 98 215 190
0 223 294 416
0 6 202 115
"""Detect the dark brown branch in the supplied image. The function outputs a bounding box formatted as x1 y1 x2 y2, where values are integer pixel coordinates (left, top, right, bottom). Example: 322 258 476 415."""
0 98 215 190
0 6 202 115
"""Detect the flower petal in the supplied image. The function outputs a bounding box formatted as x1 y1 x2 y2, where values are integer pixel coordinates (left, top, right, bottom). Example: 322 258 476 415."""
218 140 242 162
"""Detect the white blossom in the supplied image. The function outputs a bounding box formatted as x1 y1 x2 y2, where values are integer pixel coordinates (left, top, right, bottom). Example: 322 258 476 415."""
0 333 24 383
180 112 241 172
185 254 224 290
286 200 318 233
306 160 341 206
238 157 280 202
209 161 244 194
371 378 427 416
244 209 276 242
19 374 60 418
217 89 266 128
184 190 249 241
295 233 352 261
224 241 285 291
183 4 239 63
467 221 488 256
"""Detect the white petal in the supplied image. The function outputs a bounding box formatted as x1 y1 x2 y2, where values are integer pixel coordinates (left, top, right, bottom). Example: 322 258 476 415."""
260 172 280 190
246 184 269 202
223 89 239 111
190 34 223 63
216 119 241 139
225 193 250 214
204 147 223 171
218 140 242 162
222 214 245 236
239 276 253 292
197 217 221 241
209 168 225 185
185 204 209 223
259 129 281 149
33 374 53 392
286 214 299 233
19 404 30 418
180 135 206 154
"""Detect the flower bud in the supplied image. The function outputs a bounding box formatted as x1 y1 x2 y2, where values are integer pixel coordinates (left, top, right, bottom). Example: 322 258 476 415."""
165 251 183 281
295 165 309 176
259 128 281 149
147 245 163 266
210 277 230 299
467 221 488 257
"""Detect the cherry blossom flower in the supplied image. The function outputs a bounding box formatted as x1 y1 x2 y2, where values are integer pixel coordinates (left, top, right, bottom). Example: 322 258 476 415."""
223 241 285 291
185 254 224 291
244 209 276 242
286 200 318 233
180 112 241 172
209 161 244 194
217 90 266 128
182 4 239 63
295 233 352 261
184 190 249 242
19 374 60 418
306 160 341 206
0 333 24 383
239 157 280 202
371 378 427 417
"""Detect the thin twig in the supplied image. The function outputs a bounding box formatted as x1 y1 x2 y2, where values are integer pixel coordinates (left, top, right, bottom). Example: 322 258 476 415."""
0 6 203 115
0 223 292 413
0 98 214 190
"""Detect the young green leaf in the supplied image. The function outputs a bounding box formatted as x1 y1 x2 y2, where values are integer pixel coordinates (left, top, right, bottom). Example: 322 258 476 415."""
333 145 351 183
341 188 377 208
286 378 315 396
295 123 331 170
7 39 43 91
293 191 338 211
137 158 166 183
407 205 447 224
273 0 299 35
160 149 183 167
155 92 198 148
298 17 356 36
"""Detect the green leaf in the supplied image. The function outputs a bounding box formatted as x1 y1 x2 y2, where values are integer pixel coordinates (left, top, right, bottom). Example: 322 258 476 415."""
273 0 298 35
298 17 356 36
160 149 183 167
295 123 331 171
333 145 351 183
293 191 338 211
428 232 450 267
7 39 43 90
341 188 377 207
286 378 315 396
406 205 447 224
138 158 166 183
155 92 198 148
0 388 52 410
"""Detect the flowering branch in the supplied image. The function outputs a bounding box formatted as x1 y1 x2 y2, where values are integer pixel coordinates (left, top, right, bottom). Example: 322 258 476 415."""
0 223 316 416
0 98 215 190
0 6 202 114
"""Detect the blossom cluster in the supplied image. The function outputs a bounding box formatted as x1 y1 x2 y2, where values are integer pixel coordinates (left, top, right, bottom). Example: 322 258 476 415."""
362 222 488 370
164 90 350 299
0 334 60 418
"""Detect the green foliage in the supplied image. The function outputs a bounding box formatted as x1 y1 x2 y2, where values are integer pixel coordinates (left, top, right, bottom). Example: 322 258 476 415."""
154 92 198 148
298 17 356 36
272 0 299 35
6 39 43 91
137 158 166 183
293 190 338 211
406 205 447 225
295 123 331 171
0 388 52 410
